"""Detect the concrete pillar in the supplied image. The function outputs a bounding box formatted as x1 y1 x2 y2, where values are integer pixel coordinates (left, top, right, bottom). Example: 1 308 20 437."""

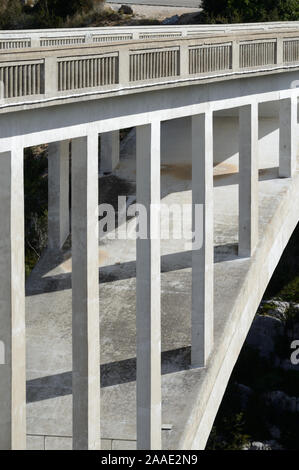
71 134 100 450
238 103 259 257
0 147 26 449
136 121 161 450
191 112 214 367
48 140 70 251
279 96 298 178
100 130 120 173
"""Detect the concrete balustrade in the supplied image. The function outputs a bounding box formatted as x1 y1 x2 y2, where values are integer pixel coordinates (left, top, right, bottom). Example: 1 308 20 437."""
0 22 299 51
0 28 299 108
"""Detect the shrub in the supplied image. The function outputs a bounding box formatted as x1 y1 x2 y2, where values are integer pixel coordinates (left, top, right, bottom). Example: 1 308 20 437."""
200 0 299 23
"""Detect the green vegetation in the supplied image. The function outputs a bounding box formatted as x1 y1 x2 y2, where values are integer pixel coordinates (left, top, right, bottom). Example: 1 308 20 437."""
200 0 299 23
0 0 105 29
0 0 158 30
265 222 299 303
24 146 48 278
207 345 299 450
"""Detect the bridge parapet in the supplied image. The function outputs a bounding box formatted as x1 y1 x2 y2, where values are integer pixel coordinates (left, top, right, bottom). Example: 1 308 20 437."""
0 26 298 108
1 22 299 49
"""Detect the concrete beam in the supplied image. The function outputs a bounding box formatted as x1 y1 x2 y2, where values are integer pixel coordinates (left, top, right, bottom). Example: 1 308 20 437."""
238 103 259 257
71 134 100 450
279 96 298 178
48 140 70 251
136 122 161 450
0 147 26 449
100 130 120 173
191 112 214 367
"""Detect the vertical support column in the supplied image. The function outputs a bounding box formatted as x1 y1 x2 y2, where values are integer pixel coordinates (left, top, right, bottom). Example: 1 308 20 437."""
48 140 70 251
44 56 58 96
118 48 130 85
232 40 240 71
0 147 26 449
279 95 298 178
238 103 259 257
100 130 120 173
276 37 284 66
136 121 161 450
180 44 189 78
191 112 214 367
72 134 100 450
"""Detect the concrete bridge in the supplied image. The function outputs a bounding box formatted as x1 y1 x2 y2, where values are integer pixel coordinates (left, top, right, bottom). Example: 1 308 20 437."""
0 22 299 450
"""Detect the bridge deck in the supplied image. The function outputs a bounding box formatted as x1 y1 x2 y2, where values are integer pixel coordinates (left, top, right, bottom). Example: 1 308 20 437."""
25 133 299 450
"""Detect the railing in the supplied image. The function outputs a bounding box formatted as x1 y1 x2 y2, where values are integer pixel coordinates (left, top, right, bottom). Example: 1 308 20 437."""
0 22 299 49
0 26 299 105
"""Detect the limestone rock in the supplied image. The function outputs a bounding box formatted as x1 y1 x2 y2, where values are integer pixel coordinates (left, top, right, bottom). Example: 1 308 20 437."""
118 5 133 15
246 314 284 359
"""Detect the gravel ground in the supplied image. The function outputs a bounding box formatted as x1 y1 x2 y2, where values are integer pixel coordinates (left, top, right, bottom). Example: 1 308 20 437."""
106 3 200 20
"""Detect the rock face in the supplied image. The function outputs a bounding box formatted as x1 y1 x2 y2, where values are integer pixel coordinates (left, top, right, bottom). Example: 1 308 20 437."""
118 5 133 15
246 313 284 359
244 440 283 450
235 299 299 450
246 300 299 359
265 390 299 413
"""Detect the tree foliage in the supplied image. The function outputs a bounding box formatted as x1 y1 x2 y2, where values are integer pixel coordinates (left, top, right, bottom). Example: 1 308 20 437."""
0 0 97 29
201 0 299 23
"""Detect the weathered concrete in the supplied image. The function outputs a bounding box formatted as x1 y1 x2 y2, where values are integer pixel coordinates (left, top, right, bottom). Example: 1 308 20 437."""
100 131 120 173
238 103 259 257
191 112 213 366
136 122 162 450
279 96 298 177
0 30 297 449
0 147 26 450
48 140 70 251
71 135 100 450
25 122 299 448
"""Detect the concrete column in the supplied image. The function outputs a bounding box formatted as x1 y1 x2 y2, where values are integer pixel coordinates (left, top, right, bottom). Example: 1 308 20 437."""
276 37 284 66
119 48 130 85
0 147 26 449
44 56 58 96
48 140 70 251
232 40 240 71
239 103 259 257
100 130 120 173
191 112 214 367
136 121 161 450
279 96 298 178
72 134 100 450
180 44 189 77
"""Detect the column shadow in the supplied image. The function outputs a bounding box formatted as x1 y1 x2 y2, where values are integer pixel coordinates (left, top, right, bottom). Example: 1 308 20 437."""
26 346 191 403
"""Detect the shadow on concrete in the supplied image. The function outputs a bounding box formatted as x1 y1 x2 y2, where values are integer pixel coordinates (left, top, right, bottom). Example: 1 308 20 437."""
214 166 279 187
26 346 191 403
26 244 239 296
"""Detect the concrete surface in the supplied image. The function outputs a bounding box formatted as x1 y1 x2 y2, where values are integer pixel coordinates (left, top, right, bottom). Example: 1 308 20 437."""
25 118 299 449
